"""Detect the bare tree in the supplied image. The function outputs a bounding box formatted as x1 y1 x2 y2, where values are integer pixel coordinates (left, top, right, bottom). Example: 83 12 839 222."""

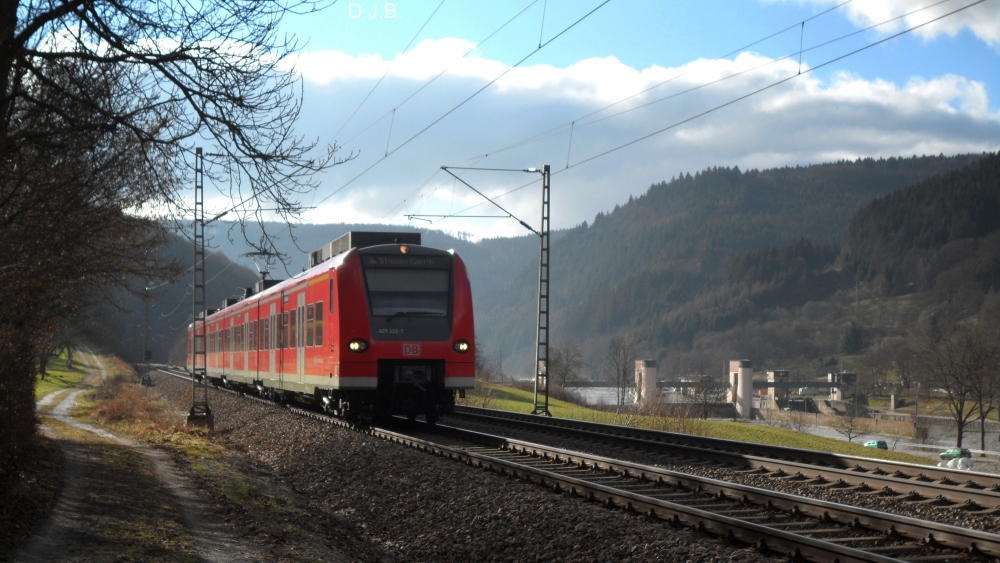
832 402 867 443
475 341 504 384
549 343 586 387
858 347 893 397
969 323 1000 452
788 410 809 433
1 0 347 466
918 322 994 448
688 375 729 419
606 334 635 408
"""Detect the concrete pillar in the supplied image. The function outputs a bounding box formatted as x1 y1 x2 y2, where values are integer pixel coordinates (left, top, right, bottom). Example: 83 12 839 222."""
728 359 753 418
634 359 658 404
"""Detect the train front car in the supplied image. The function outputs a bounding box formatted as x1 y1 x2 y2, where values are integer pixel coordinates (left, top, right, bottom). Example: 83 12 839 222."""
342 242 475 423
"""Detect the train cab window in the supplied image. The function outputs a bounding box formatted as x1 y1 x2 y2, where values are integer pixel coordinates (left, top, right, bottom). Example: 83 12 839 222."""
306 305 315 347
290 309 297 348
364 268 450 317
315 303 323 345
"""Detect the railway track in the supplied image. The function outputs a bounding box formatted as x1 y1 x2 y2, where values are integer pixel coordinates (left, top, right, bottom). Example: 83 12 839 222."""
447 405 1000 512
152 367 1000 562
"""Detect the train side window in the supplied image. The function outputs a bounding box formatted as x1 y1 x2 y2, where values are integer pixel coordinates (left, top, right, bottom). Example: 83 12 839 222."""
282 312 289 349
315 303 323 345
306 305 315 347
290 309 297 348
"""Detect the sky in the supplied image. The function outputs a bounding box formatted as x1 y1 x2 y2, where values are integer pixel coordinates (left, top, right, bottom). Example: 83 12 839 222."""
212 0 1000 240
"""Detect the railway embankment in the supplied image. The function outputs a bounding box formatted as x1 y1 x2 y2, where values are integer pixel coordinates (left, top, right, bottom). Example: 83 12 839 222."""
148 370 777 563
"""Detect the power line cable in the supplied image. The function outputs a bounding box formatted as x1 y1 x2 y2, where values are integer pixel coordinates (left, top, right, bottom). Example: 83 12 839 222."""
453 0 948 165
426 0 987 224
338 0 541 149
566 0 987 171
332 0 447 140
315 0 613 207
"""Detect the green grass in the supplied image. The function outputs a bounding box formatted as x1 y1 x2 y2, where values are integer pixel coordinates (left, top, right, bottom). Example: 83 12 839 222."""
35 350 87 400
460 382 933 465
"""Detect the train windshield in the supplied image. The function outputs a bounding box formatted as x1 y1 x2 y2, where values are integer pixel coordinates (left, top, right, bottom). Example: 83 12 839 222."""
364 268 450 316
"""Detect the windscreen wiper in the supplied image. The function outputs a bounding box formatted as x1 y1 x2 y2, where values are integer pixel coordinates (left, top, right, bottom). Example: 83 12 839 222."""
386 311 445 323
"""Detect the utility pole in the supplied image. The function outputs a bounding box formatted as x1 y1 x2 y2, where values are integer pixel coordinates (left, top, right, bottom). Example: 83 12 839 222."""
417 165 553 416
142 284 152 385
531 165 551 416
188 147 213 429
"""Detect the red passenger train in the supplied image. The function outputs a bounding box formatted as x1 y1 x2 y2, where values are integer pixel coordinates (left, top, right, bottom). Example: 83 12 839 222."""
186 232 475 422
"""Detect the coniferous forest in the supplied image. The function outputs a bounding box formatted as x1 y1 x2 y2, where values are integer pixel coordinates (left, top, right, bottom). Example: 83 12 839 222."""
474 152 998 381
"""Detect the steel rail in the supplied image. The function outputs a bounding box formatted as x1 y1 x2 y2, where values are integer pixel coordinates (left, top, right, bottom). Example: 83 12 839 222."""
150 368 997 561
438 424 1000 562
450 406 1000 508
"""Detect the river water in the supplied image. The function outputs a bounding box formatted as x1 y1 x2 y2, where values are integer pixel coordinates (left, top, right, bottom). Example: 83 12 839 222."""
567 387 691 406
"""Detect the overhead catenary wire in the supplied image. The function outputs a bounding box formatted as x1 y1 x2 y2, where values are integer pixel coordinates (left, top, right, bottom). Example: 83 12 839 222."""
451 0 953 166
332 0 447 140
450 0 859 166
538 0 548 48
315 0 614 207
338 0 541 149
565 0 988 171
422 0 988 225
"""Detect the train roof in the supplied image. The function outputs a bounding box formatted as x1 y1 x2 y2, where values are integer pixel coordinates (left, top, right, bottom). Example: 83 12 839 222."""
194 231 452 325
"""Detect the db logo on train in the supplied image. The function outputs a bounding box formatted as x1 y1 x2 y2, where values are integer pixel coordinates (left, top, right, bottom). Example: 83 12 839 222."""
403 343 421 356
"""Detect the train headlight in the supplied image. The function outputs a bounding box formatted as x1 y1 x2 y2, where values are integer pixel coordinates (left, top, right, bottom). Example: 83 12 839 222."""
453 339 470 353
348 339 369 353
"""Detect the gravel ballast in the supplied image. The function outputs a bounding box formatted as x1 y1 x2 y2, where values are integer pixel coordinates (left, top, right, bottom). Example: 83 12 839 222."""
444 416 1000 535
150 372 778 562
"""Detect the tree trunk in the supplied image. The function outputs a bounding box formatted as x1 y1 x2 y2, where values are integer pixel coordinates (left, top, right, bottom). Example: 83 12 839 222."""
38 353 48 378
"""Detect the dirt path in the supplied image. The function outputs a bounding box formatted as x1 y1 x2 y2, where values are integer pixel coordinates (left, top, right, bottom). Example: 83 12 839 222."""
16 350 264 563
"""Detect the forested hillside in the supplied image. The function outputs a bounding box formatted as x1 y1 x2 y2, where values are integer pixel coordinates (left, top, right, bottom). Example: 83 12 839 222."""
842 153 1000 301
96 234 259 365
476 153 990 377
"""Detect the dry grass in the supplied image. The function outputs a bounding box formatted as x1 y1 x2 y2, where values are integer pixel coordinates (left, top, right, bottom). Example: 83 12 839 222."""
90 375 181 431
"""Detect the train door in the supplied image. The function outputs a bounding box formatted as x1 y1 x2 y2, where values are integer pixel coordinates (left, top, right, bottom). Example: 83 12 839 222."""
297 292 305 384
243 312 249 377
228 318 234 374
269 303 276 380
279 293 285 389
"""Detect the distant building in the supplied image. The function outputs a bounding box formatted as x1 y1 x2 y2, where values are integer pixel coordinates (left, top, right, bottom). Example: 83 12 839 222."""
829 372 857 400
767 369 790 404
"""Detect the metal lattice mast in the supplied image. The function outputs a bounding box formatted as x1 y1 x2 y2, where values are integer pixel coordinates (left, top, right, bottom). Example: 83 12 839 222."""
188 147 213 428
531 165 551 416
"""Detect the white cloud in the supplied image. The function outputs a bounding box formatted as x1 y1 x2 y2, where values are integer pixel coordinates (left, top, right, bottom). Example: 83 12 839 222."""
282 38 999 240
791 0 1000 47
